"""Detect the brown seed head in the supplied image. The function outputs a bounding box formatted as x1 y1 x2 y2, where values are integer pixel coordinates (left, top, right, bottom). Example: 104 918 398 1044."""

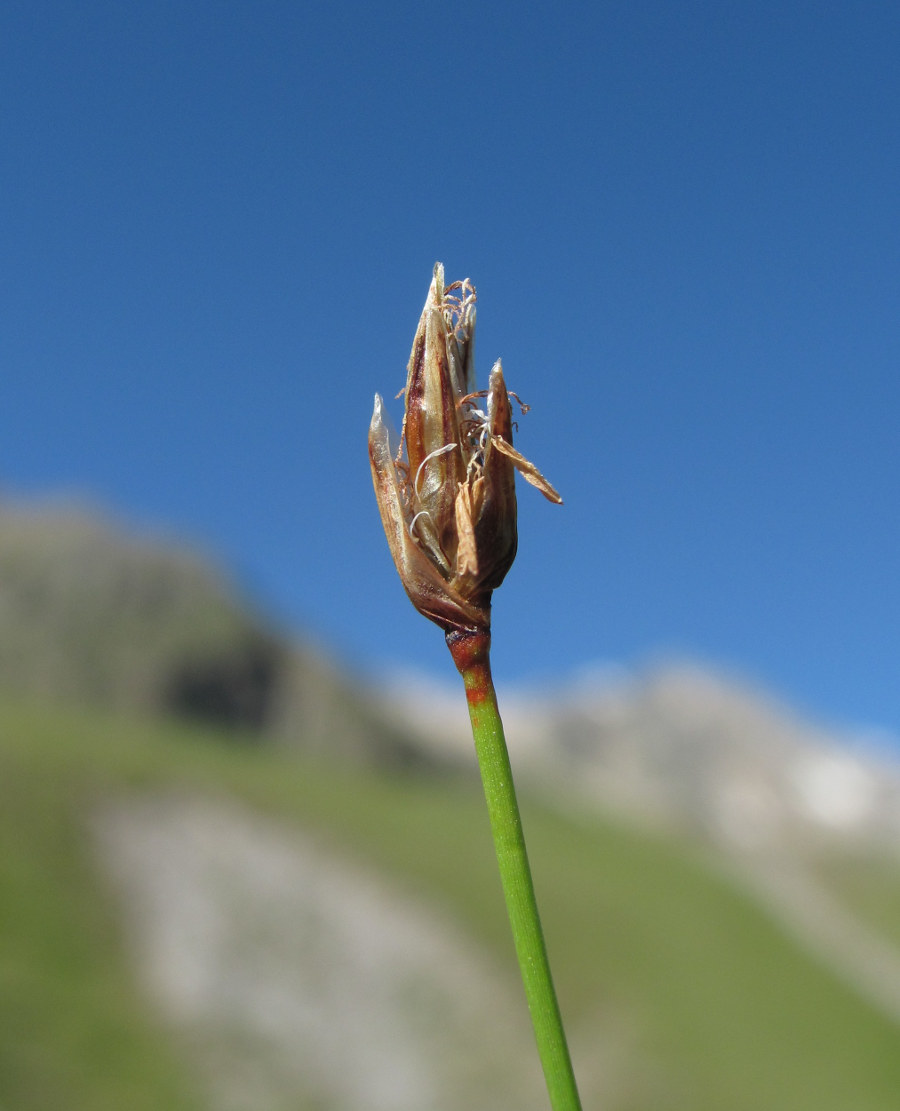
369 264 561 635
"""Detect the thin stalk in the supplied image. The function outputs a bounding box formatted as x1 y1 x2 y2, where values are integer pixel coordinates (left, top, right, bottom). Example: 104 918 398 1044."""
447 629 582 1111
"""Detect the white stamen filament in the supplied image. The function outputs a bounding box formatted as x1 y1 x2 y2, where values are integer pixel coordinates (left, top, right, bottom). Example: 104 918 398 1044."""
414 442 458 497
409 509 434 540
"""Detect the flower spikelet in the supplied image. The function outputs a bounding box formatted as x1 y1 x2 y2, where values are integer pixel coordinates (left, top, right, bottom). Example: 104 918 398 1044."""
369 263 561 635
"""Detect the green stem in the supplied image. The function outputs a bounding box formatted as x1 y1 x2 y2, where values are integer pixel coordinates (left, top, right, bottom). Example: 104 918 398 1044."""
447 629 582 1111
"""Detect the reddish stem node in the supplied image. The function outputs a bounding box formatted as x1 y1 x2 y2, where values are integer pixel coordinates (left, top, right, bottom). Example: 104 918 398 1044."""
446 629 492 704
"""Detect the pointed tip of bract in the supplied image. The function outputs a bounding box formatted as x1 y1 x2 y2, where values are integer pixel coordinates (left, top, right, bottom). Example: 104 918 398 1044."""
370 391 402 457
487 361 508 418
430 262 445 302
370 393 392 446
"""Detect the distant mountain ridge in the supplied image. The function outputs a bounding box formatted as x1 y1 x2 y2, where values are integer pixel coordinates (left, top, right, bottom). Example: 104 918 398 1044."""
381 660 900 853
0 499 420 765
0 499 279 722
6 496 900 852
6 498 900 1102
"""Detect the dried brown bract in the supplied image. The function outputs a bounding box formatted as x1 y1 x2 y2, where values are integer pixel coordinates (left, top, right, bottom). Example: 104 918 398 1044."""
369 264 561 635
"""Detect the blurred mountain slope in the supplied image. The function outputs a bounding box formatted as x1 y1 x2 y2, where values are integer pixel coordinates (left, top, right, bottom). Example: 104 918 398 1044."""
0 501 278 721
385 659 900 851
4 698 900 1110
5 497 900 1108
0 500 420 765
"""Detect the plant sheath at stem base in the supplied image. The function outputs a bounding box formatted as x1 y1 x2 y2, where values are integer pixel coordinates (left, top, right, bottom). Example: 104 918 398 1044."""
446 629 583 1111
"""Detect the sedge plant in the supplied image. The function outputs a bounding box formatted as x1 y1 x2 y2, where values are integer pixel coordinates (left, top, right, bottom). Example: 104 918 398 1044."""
368 264 582 1110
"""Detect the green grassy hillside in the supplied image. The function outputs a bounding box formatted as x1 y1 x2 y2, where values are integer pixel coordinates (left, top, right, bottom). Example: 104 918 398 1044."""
3 698 900 1110
816 849 900 952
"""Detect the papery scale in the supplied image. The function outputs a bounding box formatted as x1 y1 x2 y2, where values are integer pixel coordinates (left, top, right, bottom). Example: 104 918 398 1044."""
369 264 561 636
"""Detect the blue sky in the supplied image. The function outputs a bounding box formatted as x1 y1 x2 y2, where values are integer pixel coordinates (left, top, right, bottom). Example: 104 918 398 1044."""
3 2 899 739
